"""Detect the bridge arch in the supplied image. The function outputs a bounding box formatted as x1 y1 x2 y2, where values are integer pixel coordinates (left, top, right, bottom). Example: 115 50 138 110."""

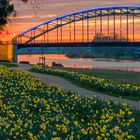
13 6 140 45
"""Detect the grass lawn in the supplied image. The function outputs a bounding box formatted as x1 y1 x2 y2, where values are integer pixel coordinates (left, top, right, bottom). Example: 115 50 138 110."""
32 66 140 101
60 67 140 86
58 68 140 101
0 62 18 67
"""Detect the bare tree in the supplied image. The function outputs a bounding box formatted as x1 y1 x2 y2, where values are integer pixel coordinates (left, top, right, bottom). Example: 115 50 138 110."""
24 0 44 14
0 0 43 29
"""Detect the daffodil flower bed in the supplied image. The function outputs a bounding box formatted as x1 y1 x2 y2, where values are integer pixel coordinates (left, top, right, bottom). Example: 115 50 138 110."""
32 65 140 99
0 65 140 139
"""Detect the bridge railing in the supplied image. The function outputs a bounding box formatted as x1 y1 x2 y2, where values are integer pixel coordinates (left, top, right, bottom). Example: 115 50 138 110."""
15 39 140 45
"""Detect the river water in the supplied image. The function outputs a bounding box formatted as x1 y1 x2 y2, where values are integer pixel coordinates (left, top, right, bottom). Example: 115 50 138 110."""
18 54 140 72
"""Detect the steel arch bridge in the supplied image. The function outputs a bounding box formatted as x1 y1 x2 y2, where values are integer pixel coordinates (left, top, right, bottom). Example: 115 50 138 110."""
13 6 140 46
13 6 140 62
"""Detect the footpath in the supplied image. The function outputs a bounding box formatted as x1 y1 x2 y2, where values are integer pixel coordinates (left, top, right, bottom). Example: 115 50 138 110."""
14 64 140 109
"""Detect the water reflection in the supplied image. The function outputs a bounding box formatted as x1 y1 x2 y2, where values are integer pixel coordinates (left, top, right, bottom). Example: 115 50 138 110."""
18 54 95 68
18 54 140 72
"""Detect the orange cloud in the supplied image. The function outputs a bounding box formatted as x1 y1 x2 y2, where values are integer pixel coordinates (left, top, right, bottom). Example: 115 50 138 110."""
1 0 140 42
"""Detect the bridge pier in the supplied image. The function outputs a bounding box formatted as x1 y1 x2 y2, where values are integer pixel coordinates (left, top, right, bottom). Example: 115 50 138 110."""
13 45 18 63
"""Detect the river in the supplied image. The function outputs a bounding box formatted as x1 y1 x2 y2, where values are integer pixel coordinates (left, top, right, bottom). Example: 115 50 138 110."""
18 54 140 72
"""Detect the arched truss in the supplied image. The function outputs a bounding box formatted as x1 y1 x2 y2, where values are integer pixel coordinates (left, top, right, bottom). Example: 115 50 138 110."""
13 6 140 45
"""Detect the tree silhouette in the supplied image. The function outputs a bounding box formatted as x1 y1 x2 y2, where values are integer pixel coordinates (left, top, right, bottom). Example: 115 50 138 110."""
0 0 42 29
0 0 14 29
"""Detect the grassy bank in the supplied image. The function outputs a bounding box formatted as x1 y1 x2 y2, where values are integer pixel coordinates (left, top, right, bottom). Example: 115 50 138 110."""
32 65 140 101
1 65 140 139
59 67 140 86
0 62 18 67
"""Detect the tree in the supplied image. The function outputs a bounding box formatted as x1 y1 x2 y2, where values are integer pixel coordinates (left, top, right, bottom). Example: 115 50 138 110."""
0 0 42 29
0 0 15 29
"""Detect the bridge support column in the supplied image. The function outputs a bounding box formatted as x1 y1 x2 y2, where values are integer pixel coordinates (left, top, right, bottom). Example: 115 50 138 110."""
13 45 18 63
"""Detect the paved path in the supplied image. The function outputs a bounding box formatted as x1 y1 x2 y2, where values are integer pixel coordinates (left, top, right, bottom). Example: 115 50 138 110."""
14 64 140 109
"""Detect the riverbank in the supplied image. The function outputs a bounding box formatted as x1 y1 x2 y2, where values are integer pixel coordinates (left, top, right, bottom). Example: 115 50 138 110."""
0 62 18 67
32 65 140 101
57 67 140 85
3 62 140 100
18 54 140 72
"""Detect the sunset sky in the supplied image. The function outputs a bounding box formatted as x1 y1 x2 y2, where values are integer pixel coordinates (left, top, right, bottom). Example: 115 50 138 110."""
1 0 140 41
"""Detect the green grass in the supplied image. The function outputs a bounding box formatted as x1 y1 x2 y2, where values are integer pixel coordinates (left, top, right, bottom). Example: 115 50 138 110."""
59 67 140 86
69 80 140 101
31 66 140 102
0 62 18 67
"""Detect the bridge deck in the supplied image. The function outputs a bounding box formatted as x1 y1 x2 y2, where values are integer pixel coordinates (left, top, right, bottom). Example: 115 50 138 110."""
17 42 140 49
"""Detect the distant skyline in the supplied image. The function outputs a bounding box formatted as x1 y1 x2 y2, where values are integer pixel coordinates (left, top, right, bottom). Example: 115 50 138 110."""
1 0 140 41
